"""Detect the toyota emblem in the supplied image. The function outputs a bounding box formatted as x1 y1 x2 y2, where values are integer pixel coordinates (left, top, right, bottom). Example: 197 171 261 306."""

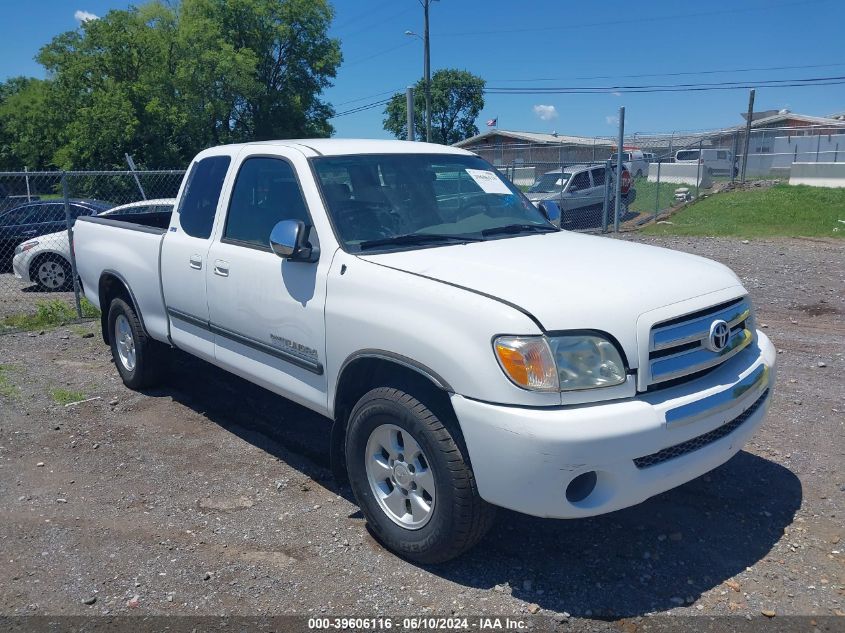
708 320 730 352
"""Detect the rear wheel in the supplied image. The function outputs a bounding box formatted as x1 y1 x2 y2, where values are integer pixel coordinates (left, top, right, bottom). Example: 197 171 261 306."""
346 386 495 564
31 255 72 291
107 298 164 390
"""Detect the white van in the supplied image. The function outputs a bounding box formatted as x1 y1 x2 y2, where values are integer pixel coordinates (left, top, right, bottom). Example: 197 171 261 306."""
675 148 736 176
609 149 648 178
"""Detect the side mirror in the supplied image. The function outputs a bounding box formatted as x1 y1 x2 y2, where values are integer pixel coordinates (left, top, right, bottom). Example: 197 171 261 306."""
269 219 317 262
538 200 561 228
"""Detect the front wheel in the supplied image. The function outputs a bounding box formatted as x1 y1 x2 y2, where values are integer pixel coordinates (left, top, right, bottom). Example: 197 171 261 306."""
107 298 165 390
345 387 495 564
31 255 72 291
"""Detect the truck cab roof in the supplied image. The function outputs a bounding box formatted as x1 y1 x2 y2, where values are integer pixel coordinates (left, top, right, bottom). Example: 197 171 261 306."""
195 139 475 159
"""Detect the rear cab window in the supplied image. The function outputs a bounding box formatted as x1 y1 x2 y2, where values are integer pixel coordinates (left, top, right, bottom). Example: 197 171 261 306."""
177 156 231 238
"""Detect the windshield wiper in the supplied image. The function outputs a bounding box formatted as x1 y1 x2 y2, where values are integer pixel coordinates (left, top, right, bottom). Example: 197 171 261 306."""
358 233 483 250
481 223 558 238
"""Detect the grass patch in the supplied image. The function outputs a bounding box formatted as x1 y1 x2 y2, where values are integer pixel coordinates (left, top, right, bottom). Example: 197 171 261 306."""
49 388 86 406
643 184 845 238
0 365 18 398
629 179 696 214
2 298 100 332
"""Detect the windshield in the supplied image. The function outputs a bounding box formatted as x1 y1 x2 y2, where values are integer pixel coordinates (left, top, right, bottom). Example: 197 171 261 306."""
528 171 571 193
313 154 552 252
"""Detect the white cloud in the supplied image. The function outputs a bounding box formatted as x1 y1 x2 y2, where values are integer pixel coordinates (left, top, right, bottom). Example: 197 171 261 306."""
74 10 98 23
605 115 619 126
611 91 622 97
533 104 558 121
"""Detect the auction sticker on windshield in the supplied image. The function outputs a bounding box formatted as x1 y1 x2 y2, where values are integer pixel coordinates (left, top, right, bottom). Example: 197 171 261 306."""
465 169 512 195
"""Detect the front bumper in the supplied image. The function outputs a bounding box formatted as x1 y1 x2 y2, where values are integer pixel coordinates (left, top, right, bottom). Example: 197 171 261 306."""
11 251 30 282
452 330 776 519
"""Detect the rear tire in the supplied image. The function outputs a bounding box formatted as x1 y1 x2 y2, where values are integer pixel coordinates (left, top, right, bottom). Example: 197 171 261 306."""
30 255 72 292
345 386 495 564
107 298 164 390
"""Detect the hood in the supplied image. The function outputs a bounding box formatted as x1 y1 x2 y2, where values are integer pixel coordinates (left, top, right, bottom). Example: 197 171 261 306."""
525 191 561 203
358 231 744 364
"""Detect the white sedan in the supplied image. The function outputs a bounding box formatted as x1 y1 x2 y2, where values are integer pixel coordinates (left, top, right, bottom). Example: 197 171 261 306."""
12 199 175 291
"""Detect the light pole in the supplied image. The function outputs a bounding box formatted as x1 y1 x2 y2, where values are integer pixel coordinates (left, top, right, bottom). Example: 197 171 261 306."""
405 0 434 142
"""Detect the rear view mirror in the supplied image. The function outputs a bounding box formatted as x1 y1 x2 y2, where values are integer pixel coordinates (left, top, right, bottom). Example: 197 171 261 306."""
269 220 318 262
538 200 561 228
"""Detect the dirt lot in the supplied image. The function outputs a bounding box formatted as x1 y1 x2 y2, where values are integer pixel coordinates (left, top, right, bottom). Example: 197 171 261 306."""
0 274 76 321
0 235 843 626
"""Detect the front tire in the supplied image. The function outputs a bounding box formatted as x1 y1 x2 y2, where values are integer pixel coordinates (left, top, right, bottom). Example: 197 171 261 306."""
346 387 495 564
31 255 72 292
107 298 164 390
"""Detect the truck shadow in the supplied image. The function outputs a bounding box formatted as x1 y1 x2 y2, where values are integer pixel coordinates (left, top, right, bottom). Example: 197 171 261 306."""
433 450 801 617
153 350 801 619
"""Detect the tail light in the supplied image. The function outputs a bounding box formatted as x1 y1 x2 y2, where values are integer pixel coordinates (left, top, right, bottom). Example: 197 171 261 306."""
620 170 632 194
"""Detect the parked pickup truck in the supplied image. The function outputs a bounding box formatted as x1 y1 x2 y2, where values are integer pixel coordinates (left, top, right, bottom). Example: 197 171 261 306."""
74 139 776 563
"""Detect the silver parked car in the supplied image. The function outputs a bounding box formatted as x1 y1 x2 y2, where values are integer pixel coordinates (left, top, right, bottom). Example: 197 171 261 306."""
525 164 635 226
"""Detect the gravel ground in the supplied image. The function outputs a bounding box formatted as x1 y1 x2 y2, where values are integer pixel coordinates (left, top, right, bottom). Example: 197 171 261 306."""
0 235 842 627
0 273 77 321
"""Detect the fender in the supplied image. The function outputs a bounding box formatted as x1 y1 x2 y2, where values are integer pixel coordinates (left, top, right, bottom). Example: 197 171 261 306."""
98 269 151 343
337 349 454 395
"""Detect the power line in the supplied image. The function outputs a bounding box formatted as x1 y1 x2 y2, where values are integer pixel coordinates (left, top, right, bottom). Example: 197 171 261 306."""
331 98 394 119
343 41 415 68
340 4 416 39
334 88 404 108
333 0 395 31
328 74 845 119
485 79 845 95
434 0 829 37
488 62 845 84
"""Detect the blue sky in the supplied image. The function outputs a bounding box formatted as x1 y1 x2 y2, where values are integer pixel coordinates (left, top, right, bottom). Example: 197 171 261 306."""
2 0 844 139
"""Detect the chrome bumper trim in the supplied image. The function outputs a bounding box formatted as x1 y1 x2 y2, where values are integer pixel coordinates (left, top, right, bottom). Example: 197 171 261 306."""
665 363 770 429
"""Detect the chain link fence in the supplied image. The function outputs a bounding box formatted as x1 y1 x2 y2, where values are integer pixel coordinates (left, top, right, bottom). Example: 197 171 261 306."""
472 119 845 233
0 170 184 332
3 117 845 330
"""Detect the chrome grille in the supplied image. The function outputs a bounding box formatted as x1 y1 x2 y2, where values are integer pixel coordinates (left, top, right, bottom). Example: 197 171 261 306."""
646 298 753 388
633 388 769 469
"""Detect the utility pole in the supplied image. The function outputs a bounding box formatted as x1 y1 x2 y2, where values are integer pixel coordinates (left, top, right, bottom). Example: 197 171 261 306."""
740 88 755 183
423 0 432 142
613 106 625 233
406 86 415 141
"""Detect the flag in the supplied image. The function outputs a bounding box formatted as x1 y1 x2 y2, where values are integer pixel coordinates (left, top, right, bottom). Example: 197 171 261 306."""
486 117 497 127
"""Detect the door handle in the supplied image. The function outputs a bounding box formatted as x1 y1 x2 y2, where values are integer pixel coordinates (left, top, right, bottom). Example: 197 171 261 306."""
213 260 229 277
189 255 202 270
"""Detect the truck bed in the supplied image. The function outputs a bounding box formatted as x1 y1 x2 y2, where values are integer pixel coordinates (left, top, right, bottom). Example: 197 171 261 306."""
73 212 171 342
79 210 172 233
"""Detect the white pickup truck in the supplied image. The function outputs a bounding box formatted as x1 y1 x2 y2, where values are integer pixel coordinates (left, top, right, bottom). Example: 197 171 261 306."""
74 139 776 563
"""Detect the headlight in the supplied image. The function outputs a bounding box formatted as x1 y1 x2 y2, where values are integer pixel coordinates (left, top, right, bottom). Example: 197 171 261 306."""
494 334 626 392
548 334 627 390
15 240 39 255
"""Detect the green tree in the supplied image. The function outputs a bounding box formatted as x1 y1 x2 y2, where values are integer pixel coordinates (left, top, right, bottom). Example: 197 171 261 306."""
187 0 341 139
0 78 59 170
1 0 341 170
383 69 485 145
